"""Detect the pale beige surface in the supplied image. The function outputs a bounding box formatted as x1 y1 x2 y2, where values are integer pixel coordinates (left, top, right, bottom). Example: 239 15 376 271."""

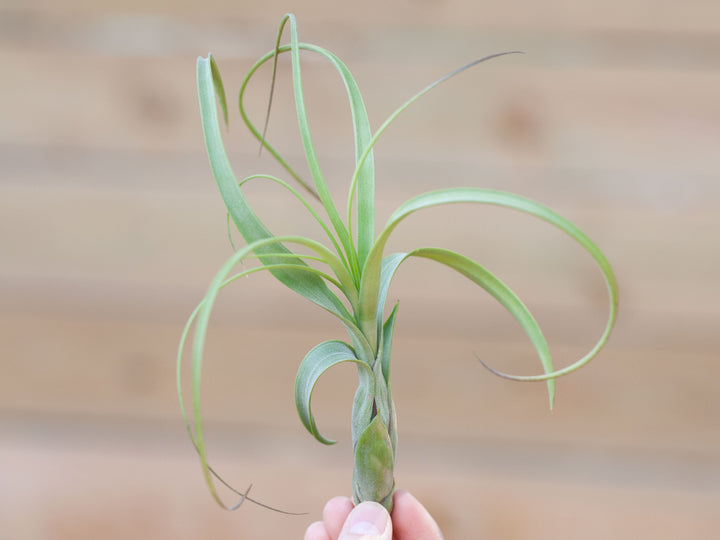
1 1 719 539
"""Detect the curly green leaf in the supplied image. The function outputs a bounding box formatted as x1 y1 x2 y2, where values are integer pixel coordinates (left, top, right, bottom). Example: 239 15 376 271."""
295 340 372 445
360 188 617 388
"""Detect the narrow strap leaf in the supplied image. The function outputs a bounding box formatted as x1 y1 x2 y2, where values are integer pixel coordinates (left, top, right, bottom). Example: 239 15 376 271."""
295 340 372 444
237 173 348 277
379 303 399 384
238 48 317 199
178 277 308 512
351 364 375 448
376 253 408 325
413 247 556 405
209 54 229 128
198 54 352 317
374 250 556 404
198 236 372 350
238 36 379 278
280 15 358 273
347 52 522 236
179 236 375 506
360 188 617 388
378 305 399 455
257 16 285 158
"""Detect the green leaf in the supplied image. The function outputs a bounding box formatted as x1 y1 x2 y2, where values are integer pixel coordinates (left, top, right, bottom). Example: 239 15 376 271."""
263 35 376 269
353 416 395 510
351 365 375 448
178 258 332 509
376 253 408 324
198 236 373 359
178 299 306 514
360 188 618 388
208 54 228 129
238 48 317 199
372 249 555 404
295 340 372 444
239 39 375 276
198 54 354 318
236 173 349 286
378 305 399 455
277 15 358 276
179 233 378 506
416 247 556 405
379 303 399 385
346 51 521 259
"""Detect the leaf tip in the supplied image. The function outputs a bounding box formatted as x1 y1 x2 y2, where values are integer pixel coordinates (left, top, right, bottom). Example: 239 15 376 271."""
547 382 556 411
475 353 510 380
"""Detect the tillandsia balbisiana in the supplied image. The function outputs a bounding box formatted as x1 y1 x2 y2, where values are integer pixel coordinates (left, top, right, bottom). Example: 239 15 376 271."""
177 14 618 513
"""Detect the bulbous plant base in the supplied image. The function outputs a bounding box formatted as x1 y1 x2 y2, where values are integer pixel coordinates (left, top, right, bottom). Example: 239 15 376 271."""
352 415 396 512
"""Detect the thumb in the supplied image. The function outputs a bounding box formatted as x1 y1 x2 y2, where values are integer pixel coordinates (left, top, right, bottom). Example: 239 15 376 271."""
337 501 392 540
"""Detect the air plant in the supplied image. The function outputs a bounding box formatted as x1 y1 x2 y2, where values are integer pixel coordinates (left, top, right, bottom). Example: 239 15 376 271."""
177 13 618 513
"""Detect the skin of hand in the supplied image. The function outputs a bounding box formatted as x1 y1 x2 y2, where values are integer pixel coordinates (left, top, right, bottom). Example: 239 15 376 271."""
304 489 444 540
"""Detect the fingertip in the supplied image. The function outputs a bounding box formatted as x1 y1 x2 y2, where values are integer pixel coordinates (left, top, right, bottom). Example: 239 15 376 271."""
324 496 354 516
391 490 444 540
323 496 354 539
391 489 416 513
304 520 332 540
338 501 392 540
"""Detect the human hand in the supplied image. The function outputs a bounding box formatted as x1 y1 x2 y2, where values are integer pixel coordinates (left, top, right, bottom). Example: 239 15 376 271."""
304 489 443 540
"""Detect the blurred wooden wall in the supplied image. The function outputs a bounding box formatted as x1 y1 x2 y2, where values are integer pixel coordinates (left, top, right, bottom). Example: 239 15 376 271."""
1 1 719 538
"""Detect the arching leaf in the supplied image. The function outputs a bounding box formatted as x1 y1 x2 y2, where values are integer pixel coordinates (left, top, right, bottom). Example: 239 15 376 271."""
198 54 349 316
359 188 617 387
295 340 372 444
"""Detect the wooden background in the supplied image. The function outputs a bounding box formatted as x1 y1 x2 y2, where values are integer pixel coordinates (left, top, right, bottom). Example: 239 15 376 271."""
1 1 719 538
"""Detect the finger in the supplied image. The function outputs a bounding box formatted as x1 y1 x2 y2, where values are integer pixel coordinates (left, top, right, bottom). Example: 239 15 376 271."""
322 496 354 539
304 521 332 540
391 490 444 540
337 501 392 540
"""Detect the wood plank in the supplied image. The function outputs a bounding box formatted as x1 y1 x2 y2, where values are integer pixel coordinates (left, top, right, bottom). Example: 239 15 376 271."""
1 161 718 331
2 419 718 540
2 314 719 457
1 48 718 178
3 10 720 71
5 1 720 34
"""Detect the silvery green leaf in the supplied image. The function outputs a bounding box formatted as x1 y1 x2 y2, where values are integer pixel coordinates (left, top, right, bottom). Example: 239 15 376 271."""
295 340 372 445
352 416 395 511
